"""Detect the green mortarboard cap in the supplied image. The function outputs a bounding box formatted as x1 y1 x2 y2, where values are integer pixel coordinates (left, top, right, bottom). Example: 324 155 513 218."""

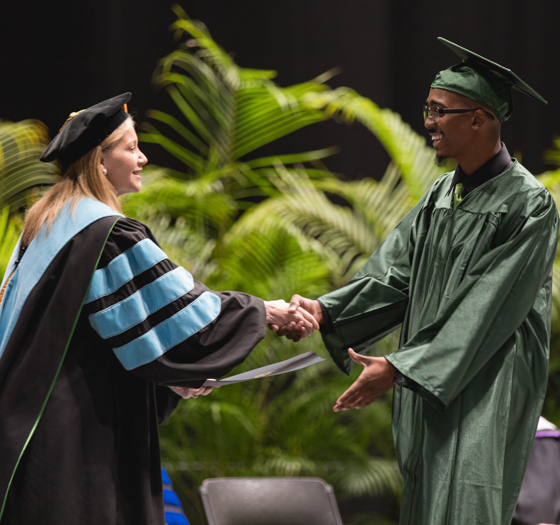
431 38 547 122
41 92 131 168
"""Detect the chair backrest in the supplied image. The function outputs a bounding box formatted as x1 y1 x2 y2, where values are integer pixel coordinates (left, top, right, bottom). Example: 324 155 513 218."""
200 477 344 525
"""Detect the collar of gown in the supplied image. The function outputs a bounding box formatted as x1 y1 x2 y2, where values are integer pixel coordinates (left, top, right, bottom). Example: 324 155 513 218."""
447 143 513 196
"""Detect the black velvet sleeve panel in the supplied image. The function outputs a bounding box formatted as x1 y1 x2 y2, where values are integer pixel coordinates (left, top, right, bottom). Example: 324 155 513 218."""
85 217 267 386
135 288 266 388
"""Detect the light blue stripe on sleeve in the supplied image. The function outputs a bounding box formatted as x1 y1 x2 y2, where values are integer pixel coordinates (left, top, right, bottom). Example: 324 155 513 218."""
85 238 167 303
114 291 221 371
89 267 195 338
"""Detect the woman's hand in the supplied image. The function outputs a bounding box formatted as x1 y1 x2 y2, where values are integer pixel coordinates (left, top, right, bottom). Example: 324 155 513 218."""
264 299 319 341
168 386 213 399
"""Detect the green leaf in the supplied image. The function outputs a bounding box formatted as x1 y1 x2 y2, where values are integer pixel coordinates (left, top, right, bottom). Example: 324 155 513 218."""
0 120 59 212
0 207 21 279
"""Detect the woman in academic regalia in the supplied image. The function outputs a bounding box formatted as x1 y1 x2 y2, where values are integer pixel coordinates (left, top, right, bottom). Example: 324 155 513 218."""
0 93 316 525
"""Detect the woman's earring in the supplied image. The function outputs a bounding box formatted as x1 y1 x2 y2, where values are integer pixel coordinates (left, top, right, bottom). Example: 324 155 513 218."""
102 168 107 175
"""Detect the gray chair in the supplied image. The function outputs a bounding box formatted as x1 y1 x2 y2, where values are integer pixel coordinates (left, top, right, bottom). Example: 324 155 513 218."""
200 477 344 525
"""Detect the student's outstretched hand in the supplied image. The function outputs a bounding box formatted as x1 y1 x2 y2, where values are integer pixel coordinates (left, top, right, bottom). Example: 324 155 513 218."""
333 349 396 412
264 299 319 341
271 294 324 341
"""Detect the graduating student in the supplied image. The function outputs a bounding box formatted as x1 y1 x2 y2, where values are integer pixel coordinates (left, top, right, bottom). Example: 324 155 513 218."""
280 39 559 525
0 93 317 525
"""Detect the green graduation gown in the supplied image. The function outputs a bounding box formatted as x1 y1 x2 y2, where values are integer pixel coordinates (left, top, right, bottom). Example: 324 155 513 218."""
319 161 559 525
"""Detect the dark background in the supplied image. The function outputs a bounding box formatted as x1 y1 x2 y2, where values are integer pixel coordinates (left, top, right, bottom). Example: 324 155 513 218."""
1 0 558 179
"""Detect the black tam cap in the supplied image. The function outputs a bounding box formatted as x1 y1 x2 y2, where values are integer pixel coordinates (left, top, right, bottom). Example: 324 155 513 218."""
41 92 131 168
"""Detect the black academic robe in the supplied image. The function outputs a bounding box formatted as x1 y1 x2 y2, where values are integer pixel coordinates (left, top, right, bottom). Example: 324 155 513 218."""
0 198 265 524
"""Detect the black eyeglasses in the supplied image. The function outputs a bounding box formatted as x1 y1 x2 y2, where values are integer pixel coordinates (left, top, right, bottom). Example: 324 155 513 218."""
423 104 495 123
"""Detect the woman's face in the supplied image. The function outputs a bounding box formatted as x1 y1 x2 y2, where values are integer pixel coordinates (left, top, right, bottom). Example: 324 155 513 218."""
101 124 148 196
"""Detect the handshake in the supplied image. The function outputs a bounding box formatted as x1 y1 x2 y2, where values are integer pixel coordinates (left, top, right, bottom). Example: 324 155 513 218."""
173 293 397 412
264 295 323 341
171 294 321 400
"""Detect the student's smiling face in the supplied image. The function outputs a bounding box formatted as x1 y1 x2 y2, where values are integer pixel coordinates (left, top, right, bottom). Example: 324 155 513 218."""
101 122 148 196
424 88 481 164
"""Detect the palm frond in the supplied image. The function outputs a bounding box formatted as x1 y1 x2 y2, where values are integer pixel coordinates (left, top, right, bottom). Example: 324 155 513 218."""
231 163 417 284
305 88 452 201
0 120 59 211
244 147 339 169
218 227 330 299
145 8 336 183
0 207 21 280
329 458 402 498
543 136 560 168
536 168 560 196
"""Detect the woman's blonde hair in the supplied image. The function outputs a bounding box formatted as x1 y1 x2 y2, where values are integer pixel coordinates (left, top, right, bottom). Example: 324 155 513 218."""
22 117 134 246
